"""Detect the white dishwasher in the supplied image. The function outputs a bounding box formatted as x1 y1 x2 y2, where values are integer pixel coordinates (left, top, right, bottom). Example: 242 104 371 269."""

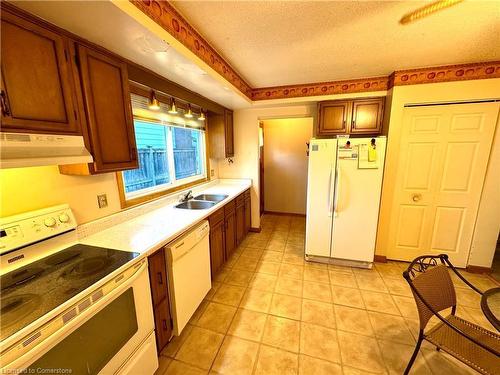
165 220 211 335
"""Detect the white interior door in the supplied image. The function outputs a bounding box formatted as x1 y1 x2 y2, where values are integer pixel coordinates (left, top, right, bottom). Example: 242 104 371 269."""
387 102 499 267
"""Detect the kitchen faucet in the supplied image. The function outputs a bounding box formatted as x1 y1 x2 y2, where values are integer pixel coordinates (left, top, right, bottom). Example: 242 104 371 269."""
180 190 193 202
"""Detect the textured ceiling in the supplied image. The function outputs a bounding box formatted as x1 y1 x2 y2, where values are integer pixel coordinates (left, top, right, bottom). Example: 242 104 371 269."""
172 0 500 87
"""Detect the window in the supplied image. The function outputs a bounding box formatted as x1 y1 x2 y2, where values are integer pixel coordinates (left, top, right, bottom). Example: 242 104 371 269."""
122 119 206 199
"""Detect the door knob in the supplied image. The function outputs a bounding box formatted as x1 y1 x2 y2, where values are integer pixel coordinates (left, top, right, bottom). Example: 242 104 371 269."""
412 193 422 202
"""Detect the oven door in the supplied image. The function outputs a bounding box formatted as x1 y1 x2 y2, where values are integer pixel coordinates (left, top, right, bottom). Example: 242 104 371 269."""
3 259 156 375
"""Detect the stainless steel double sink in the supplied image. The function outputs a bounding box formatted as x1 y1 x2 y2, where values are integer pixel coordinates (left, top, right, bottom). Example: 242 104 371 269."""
175 194 229 210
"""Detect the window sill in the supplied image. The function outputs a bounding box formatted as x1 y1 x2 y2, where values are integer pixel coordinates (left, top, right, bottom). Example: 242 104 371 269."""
116 173 209 209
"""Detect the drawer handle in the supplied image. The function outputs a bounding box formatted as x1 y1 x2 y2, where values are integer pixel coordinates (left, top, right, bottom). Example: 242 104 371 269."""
162 319 168 330
0 91 11 117
157 272 163 285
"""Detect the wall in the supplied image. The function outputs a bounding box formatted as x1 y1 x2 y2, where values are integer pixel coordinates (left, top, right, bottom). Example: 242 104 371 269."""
262 118 313 214
376 78 500 268
0 166 121 224
218 104 317 229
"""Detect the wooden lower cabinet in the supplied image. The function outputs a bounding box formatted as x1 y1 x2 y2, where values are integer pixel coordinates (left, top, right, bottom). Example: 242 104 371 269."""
225 208 236 258
148 249 172 352
208 189 251 279
209 218 225 277
244 192 251 235
154 298 172 351
235 194 246 245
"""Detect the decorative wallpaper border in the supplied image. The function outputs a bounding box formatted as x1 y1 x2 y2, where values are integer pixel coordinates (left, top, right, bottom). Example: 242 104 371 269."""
130 2 500 102
389 61 500 88
251 77 389 101
130 0 253 99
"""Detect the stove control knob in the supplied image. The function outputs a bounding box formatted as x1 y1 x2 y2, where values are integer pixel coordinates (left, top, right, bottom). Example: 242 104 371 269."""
44 217 57 228
58 214 70 223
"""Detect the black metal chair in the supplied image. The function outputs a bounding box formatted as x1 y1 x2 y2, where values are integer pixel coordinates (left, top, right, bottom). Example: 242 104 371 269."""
402 254 500 375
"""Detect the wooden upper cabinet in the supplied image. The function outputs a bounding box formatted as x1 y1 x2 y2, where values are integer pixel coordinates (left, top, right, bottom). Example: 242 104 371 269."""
224 109 234 157
76 45 138 173
317 101 351 136
350 98 384 134
208 108 234 159
0 10 80 134
317 97 385 136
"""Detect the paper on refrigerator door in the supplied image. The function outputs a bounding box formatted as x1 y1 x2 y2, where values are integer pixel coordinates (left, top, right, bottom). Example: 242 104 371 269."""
358 143 378 169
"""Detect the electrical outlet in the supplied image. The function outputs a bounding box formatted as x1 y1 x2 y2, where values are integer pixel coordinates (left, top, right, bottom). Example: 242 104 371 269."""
210 169 215 177
97 194 108 208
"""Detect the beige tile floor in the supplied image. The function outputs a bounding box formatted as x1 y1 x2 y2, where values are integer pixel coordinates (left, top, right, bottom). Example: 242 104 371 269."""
156 214 499 375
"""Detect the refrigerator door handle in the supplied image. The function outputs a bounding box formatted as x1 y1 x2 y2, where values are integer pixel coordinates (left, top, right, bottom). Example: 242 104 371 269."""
334 165 341 217
328 167 333 217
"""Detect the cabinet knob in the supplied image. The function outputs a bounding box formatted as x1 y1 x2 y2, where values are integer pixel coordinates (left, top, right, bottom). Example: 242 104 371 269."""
157 272 163 285
162 319 168 330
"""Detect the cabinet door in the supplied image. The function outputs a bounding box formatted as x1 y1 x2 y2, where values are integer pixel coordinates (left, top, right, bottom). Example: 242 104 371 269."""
236 203 245 245
154 298 172 352
225 210 236 258
0 11 80 134
350 98 384 134
224 109 234 157
209 220 225 277
148 249 167 307
244 197 251 235
317 101 351 136
77 45 138 172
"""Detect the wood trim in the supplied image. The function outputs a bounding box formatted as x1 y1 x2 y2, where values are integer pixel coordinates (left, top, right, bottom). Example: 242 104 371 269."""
116 174 209 209
251 77 389 101
263 211 306 218
373 255 387 263
129 0 252 100
466 265 492 275
249 227 261 233
389 61 500 88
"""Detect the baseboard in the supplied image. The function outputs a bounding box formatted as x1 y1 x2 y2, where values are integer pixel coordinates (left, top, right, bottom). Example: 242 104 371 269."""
249 226 261 233
263 210 306 217
373 255 387 263
466 265 491 274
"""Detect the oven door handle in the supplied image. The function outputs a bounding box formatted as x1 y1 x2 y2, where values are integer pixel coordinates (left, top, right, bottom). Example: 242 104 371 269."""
3 259 149 372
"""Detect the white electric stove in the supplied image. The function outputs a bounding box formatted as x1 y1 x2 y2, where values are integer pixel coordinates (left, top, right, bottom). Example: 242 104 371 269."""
0 205 158 375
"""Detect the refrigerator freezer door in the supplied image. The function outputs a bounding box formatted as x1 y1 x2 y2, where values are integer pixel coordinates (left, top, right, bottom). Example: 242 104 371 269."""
331 137 386 263
305 138 337 257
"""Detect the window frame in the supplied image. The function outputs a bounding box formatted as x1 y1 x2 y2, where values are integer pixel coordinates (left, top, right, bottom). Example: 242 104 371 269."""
117 113 210 209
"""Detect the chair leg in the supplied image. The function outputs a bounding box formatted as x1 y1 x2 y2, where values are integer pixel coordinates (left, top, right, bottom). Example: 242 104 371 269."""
404 331 424 375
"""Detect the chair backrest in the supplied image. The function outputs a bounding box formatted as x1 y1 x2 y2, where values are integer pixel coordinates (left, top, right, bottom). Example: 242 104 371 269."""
404 257 457 329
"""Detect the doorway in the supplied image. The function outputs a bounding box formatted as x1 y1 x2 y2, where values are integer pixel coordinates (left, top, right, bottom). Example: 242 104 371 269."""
260 117 313 216
386 102 499 267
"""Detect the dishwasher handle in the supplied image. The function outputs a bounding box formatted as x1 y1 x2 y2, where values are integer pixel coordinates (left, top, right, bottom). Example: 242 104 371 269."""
166 224 209 264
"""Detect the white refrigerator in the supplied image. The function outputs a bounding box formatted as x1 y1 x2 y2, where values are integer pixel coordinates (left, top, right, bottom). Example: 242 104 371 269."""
305 136 386 267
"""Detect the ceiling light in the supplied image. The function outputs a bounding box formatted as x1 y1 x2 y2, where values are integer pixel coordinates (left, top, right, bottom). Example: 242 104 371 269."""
148 91 160 111
185 104 193 118
198 110 206 121
399 0 463 24
168 98 178 114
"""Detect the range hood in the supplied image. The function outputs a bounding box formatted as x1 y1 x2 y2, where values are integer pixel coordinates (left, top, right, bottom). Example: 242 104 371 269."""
0 132 93 169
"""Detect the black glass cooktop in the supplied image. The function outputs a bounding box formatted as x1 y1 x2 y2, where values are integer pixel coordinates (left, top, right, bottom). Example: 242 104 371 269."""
0 244 139 341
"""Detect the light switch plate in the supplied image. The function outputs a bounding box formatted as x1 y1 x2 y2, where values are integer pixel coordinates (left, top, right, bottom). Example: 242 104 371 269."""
97 194 108 208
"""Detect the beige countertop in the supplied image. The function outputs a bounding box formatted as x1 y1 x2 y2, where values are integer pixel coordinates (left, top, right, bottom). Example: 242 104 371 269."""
80 179 252 259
